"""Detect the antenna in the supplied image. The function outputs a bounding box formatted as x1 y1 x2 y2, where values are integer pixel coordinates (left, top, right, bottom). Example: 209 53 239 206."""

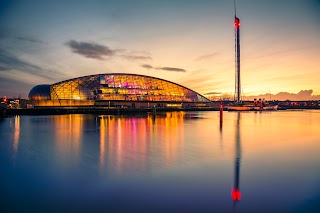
234 0 237 17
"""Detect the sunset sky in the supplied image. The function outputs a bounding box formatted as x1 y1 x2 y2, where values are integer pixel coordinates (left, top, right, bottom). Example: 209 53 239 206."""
1 0 320 100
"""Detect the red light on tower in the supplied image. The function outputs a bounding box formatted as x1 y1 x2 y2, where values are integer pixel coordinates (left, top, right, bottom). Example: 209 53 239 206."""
232 188 241 201
234 17 240 27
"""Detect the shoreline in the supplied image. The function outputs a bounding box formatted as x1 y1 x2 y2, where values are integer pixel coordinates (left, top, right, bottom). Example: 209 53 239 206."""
3 106 320 116
5 107 219 116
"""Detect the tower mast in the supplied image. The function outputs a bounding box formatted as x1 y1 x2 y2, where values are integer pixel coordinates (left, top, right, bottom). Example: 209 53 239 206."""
234 0 241 104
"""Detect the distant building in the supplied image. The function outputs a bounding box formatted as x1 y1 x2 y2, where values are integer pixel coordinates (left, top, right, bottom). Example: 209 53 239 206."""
28 73 212 108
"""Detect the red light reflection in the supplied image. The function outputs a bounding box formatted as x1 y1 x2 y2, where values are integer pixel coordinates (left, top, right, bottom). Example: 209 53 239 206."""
231 188 241 201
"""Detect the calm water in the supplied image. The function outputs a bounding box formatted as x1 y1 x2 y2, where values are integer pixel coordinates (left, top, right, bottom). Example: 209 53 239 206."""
1 111 320 212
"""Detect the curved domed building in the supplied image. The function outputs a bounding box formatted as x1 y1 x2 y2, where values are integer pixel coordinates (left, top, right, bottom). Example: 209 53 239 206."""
28 84 51 100
28 73 212 108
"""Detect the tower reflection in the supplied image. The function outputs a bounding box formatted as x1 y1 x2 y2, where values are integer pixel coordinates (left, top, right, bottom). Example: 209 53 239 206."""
232 112 241 202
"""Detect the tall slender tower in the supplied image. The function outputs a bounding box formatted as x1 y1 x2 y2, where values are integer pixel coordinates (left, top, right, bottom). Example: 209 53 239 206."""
234 10 241 104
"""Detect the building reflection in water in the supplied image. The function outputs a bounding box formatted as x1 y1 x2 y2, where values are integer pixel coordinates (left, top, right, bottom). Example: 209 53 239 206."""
48 112 210 176
53 115 83 166
12 115 20 161
232 112 242 203
99 116 106 168
97 112 186 175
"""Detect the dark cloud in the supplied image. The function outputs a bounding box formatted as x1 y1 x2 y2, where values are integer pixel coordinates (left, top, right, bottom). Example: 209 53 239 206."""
122 50 152 59
141 64 186 72
0 30 45 44
159 67 186 72
195 52 219 61
121 55 152 61
204 92 221 95
65 40 152 61
141 64 153 69
65 40 116 60
15 36 44 44
0 48 64 81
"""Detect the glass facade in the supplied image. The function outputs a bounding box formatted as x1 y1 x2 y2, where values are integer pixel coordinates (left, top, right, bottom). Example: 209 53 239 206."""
28 84 51 100
42 73 209 103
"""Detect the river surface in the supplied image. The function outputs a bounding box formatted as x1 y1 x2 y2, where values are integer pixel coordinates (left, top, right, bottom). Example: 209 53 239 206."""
1 110 320 212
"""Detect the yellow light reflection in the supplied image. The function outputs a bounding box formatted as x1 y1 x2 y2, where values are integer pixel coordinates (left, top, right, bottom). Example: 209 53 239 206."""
161 112 185 167
12 115 20 160
53 115 82 165
99 116 105 168
116 118 123 173
97 112 188 175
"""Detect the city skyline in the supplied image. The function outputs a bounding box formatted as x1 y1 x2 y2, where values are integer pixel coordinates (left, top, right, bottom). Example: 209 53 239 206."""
1 0 320 100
